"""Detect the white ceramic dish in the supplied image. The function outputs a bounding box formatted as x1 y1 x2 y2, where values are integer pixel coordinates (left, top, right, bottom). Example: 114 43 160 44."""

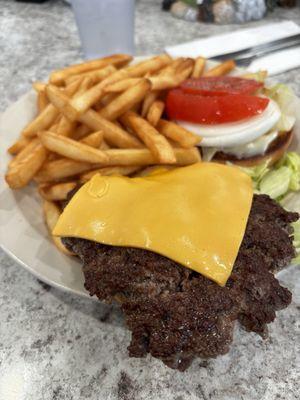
1 59 300 298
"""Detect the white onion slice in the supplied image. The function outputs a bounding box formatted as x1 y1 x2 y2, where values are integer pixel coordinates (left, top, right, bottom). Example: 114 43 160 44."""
177 99 281 148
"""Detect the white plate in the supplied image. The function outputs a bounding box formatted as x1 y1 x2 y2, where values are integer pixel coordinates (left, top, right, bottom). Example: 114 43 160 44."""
1 60 300 298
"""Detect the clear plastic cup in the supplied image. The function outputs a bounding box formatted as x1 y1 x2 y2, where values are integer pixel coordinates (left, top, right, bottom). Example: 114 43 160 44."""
71 0 135 59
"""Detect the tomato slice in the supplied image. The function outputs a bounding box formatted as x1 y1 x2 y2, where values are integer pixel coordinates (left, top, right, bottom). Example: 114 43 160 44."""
166 89 269 125
181 77 263 96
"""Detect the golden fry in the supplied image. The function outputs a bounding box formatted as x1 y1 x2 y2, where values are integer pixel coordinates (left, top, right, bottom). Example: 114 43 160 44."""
80 111 143 148
62 69 129 119
8 138 39 168
37 91 49 112
121 111 176 163
5 141 47 189
39 182 77 201
141 91 159 117
39 130 109 163
134 165 176 177
50 54 133 85
43 200 74 255
65 64 117 86
204 60 236 77
100 140 110 150
80 131 103 148
80 166 141 182
35 159 94 182
23 80 81 138
158 58 185 76
103 147 200 166
125 54 172 78
55 116 77 137
72 124 91 140
104 78 142 93
46 84 142 148
8 136 31 155
99 93 119 107
157 119 201 148
192 57 206 78
146 101 165 127
22 104 59 138
32 82 46 93
99 79 151 121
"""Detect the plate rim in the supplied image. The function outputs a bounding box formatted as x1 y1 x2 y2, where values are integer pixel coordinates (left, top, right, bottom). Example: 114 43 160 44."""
1 56 299 297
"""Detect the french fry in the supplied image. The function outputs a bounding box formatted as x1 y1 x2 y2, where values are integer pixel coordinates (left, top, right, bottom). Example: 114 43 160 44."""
149 75 180 91
58 69 130 120
22 104 59 138
50 54 133 85
39 182 77 201
55 116 77 137
65 64 117 86
120 111 176 163
99 93 119 107
8 138 40 168
204 60 236 77
192 57 206 78
79 166 141 182
157 119 201 148
45 84 142 148
141 91 160 117
146 101 165 127
43 200 74 255
23 79 82 138
35 158 94 182
99 79 151 121
32 82 46 93
80 131 103 148
158 58 185 76
134 165 176 177
36 147 200 183
5 141 47 189
79 111 143 148
175 58 194 74
104 78 142 93
100 140 110 150
37 91 49 112
72 124 91 140
38 131 109 163
125 54 172 78
8 136 31 155
103 147 200 166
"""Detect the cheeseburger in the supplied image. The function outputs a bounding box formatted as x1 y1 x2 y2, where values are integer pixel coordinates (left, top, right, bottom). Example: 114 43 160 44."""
54 163 298 371
166 76 297 167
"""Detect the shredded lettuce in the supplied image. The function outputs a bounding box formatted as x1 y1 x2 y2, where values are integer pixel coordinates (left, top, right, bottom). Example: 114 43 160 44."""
291 220 300 265
239 152 300 264
259 166 292 199
264 84 296 132
239 162 270 190
241 70 268 83
239 152 300 200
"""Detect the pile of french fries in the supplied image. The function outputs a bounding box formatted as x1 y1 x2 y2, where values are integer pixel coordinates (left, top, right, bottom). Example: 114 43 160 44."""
5 54 236 254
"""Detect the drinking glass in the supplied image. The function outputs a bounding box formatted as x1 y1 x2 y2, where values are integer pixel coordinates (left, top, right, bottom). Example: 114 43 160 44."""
71 0 135 59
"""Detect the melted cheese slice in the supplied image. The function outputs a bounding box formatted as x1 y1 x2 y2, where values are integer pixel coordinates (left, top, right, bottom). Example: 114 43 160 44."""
53 163 253 286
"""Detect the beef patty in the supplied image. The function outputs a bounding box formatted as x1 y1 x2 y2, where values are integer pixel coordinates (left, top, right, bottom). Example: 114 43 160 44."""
63 194 298 371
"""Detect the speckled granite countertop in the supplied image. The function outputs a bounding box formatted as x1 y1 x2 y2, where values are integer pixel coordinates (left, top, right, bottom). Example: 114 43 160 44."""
0 1 300 399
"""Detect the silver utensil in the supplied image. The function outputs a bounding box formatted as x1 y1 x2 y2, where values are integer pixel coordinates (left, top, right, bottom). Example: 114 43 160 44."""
213 33 300 67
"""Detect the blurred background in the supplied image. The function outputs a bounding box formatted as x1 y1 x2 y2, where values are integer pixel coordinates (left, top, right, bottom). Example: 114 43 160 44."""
0 0 299 111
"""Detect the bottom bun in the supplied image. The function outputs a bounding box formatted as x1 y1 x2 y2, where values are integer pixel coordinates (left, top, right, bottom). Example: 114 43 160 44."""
213 130 293 167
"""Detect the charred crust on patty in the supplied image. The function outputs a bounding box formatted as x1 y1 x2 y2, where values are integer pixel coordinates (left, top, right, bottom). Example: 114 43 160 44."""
62 194 298 371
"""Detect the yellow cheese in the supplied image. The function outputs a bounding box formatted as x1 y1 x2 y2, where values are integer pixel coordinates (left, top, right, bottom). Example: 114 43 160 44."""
53 163 253 285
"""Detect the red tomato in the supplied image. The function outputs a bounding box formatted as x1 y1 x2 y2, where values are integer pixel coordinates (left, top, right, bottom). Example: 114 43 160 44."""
166 89 269 125
181 77 263 96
